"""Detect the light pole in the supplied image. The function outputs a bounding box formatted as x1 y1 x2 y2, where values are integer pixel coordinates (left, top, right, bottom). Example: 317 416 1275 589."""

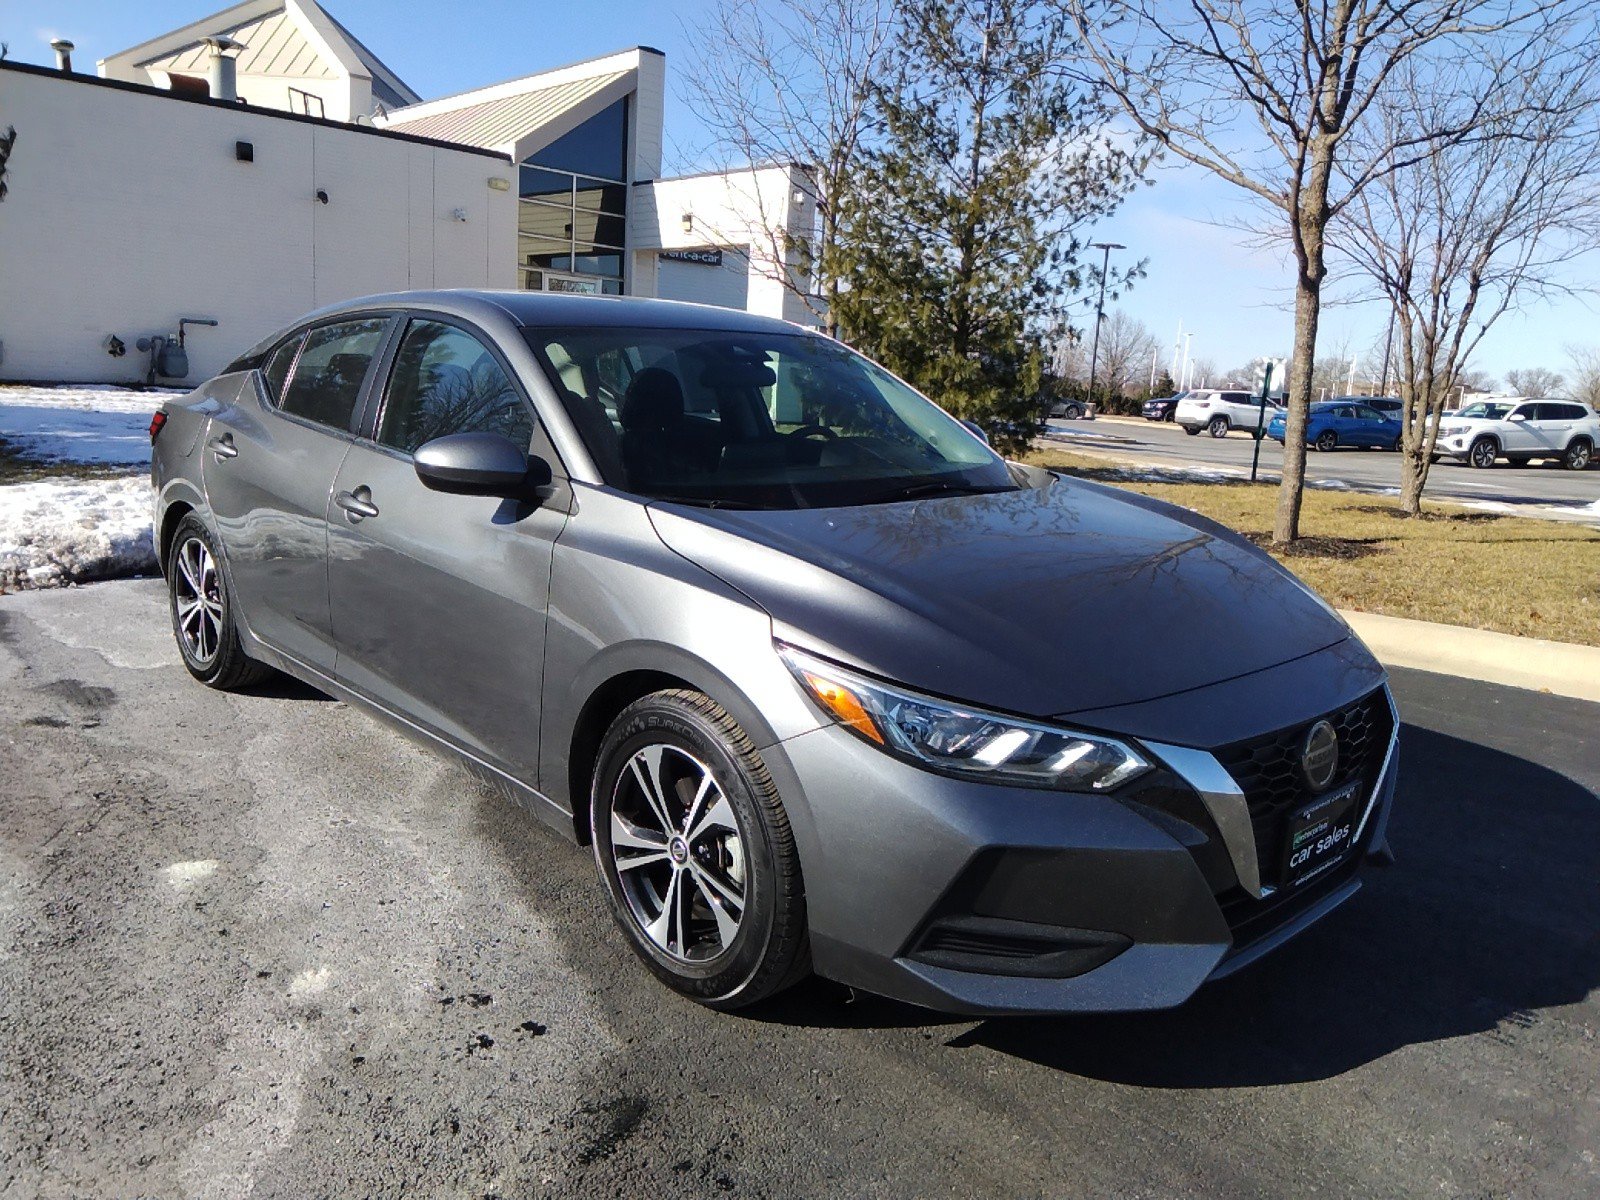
1085 242 1125 413
1180 333 1194 390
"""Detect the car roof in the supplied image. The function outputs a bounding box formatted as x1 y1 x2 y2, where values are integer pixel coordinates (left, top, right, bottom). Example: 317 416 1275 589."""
300 289 806 334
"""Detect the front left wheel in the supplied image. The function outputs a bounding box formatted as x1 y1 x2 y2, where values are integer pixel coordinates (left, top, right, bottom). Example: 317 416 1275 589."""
167 515 273 690
591 689 809 1010
1564 438 1593 471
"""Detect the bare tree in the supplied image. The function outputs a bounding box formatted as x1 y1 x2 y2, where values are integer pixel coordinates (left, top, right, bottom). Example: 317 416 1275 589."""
1090 310 1160 408
1503 367 1566 397
682 0 894 335
1333 32 1600 513
1063 0 1576 542
1566 345 1600 409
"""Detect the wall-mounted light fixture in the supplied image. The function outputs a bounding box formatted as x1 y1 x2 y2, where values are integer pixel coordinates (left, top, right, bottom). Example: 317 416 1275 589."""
315 188 329 204
681 212 694 234
487 176 511 191
235 140 253 162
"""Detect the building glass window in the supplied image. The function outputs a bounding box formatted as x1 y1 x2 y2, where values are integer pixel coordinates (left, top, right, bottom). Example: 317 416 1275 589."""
517 97 630 295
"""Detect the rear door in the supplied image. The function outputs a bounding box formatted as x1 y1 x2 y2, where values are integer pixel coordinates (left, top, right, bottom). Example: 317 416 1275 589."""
1528 402 1573 456
201 314 393 674
326 314 570 786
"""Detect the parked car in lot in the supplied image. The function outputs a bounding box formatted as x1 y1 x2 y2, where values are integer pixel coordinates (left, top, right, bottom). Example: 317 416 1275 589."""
1267 401 1403 452
1049 397 1091 420
151 290 1399 1016
1176 388 1282 437
1143 392 1186 422
1434 398 1596 469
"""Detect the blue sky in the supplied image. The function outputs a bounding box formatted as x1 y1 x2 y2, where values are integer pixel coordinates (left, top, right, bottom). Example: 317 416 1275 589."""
7 0 1596 386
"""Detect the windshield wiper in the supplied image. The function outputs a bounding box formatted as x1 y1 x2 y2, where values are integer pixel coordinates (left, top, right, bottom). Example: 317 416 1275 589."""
647 494 763 510
859 480 1017 506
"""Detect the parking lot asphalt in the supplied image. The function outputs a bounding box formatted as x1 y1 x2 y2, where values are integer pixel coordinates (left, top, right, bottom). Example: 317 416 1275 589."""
2 580 1597 1198
1048 416 1600 520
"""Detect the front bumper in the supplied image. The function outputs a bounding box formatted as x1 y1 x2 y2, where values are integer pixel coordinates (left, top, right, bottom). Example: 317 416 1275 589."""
764 666 1398 1016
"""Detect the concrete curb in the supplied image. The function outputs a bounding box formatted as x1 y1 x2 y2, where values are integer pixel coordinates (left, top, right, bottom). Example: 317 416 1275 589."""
1339 610 1600 704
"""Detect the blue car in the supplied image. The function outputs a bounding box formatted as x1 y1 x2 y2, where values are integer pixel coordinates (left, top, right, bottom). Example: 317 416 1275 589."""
1267 401 1403 452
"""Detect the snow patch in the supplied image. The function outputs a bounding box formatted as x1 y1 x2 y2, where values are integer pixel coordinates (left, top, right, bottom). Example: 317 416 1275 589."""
163 859 220 889
0 476 156 592
288 967 332 998
0 383 176 465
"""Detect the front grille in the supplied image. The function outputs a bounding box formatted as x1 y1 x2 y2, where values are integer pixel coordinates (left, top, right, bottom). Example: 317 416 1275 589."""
1214 688 1394 895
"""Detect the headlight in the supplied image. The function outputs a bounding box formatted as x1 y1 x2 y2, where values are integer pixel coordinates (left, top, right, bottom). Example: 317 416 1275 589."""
779 645 1150 791
1441 424 1467 438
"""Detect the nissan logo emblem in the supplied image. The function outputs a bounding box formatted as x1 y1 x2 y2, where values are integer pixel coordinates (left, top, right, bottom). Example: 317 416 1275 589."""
1301 720 1340 791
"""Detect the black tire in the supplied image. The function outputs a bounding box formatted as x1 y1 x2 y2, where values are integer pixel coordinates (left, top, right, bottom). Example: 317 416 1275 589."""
591 689 809 1011
1315 430 1338 452
1429 454 1442 465
167 515 273 690
1207 416 1230 438
1164 408 1176 422
1062 403 1082 421
1183 426 1201 436
1468 436 1499 469
1563 438 1593 471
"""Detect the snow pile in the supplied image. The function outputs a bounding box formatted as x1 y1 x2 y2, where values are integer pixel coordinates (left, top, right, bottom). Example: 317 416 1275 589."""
0 383 177 465
0 476 156 592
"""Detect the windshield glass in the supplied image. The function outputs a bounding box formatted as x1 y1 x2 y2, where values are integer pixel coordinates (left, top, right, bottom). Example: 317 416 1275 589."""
1457 402 1513 419
524 326 1013 509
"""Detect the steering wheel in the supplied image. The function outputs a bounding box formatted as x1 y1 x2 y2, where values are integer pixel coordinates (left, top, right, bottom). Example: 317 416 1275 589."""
786 424 838 440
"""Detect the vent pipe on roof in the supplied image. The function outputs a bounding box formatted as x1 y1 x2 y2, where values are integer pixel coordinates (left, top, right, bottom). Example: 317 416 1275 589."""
202 36 245 102
49 38 74 73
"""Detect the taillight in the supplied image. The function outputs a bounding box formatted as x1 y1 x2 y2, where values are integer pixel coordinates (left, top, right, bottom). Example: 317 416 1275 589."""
149 411 168 442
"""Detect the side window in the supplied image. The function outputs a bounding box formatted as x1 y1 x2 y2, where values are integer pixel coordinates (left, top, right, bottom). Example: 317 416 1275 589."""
1511 403 1537 422
261 333 303 405
279 317 389 431
377 320 534 455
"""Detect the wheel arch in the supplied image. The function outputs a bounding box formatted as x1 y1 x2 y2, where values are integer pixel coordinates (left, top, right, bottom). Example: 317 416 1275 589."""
566 667 697 844
155 483 208 577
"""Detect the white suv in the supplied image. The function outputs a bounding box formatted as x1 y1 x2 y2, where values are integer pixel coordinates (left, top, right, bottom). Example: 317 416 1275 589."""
1434 398 1597 470
1176 389 1281 437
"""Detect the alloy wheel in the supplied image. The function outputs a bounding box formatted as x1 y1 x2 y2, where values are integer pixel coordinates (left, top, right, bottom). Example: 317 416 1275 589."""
1208 416 1228 437
1566 440 1592 470
609 744 747 963
1316 431 1337 452
173 536 223 665
1470 437 1498 468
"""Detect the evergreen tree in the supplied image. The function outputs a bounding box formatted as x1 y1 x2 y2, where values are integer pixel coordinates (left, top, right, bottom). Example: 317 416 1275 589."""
833 0 1148 454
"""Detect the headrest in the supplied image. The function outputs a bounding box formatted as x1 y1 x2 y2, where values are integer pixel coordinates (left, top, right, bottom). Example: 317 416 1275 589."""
621 367 686 430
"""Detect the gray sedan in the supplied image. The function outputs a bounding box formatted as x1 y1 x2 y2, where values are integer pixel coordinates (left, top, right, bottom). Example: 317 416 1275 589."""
151 290 1399 1015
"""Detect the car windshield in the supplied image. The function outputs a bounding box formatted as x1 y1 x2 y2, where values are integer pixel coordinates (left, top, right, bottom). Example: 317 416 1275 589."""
1456 402 1513 419
524 326 1015 509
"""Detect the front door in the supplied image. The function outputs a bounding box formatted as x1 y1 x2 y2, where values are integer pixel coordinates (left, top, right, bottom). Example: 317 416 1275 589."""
202 315 391 673
326 316 568 786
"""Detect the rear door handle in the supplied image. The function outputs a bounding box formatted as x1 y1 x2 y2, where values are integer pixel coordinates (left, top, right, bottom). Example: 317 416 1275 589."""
335 487 380 522
208 433 238 460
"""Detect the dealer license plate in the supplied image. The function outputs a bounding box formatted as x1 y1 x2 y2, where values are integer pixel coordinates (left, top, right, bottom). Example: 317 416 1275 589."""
1281 781 1360 887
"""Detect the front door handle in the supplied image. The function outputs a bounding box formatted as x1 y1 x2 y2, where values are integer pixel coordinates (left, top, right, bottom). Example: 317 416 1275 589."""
335 487 380 523
208 433 238 461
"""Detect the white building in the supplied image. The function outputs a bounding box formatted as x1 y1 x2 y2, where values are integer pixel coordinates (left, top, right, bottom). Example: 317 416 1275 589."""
0 0 819 384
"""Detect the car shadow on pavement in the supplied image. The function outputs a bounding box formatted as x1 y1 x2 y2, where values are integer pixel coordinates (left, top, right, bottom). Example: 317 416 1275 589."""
936 722 1600 1086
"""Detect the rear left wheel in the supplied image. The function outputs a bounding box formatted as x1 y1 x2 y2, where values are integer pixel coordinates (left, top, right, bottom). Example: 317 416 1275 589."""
591 689 809 1010
1207 416 1230 438
167 515 273 690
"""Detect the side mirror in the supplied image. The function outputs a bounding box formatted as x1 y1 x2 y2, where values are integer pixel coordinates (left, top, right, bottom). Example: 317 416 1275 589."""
413 432 552 499
1508 412 1527 421
959 418 991 445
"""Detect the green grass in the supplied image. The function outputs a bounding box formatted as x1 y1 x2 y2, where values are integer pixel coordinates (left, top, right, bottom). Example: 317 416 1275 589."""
1024 447 1600 647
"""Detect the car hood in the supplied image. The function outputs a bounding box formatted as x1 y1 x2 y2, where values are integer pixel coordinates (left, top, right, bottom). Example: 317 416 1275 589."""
646 475 1354 719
